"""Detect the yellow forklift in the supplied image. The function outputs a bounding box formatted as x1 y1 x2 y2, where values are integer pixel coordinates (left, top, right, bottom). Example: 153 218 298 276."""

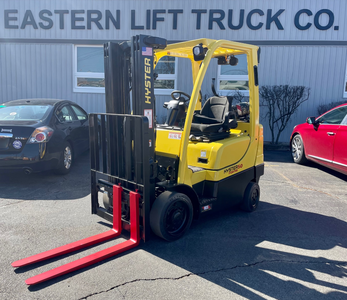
12 35 264 285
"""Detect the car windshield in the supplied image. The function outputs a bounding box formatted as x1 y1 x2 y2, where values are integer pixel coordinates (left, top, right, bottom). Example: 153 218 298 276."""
0 104 52 121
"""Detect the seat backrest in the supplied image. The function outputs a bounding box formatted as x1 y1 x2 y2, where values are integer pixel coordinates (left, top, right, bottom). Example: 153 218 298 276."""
200 96 228 120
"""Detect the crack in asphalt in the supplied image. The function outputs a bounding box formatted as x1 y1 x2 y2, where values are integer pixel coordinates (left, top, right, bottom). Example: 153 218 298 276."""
78 259 347 299
0 200 26 208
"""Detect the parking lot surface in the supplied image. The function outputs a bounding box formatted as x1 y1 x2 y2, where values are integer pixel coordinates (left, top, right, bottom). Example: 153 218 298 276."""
1 150 347 300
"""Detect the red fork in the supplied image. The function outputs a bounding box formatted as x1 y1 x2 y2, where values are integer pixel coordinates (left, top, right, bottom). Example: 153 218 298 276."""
12 185 140 285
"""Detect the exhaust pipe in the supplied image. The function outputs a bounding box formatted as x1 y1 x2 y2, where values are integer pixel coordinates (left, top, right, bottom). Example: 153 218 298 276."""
23 168 32 175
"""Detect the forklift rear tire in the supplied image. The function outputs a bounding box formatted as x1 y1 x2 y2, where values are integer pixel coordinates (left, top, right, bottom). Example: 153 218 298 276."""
150 191 193 242
240 182 260 212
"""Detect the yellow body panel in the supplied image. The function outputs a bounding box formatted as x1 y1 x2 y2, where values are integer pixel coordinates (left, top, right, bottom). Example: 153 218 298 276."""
153 38 263 187
156 129 181 157
187 135 250 170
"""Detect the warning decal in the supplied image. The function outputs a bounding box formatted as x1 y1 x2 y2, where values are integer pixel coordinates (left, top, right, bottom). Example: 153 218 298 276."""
168 132 182 140
144 109 153 128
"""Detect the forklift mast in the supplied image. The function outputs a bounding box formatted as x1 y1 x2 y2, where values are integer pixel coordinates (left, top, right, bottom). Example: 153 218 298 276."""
103 35 167 180
90 35 167 242
104 35 167 124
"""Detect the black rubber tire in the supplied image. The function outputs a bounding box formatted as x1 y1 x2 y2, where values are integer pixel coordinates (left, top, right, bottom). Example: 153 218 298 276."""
291 134 308 164
240 182 260 212
150 191 193 242
54 140 73 175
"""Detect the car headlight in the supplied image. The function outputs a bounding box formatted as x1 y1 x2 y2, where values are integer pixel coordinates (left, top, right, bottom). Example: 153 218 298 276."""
28 126 54 144
293 125 297 130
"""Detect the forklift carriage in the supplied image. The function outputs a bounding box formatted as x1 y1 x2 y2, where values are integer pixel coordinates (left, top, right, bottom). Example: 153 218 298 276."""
12 35 264 285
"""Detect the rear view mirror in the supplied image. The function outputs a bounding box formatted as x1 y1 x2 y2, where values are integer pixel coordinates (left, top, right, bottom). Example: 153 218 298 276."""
306 117 316 124
229 55 238 66
217 56 227 65
217 55 239 66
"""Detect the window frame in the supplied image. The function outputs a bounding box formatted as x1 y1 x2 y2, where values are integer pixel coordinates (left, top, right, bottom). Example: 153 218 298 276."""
73 45 105 94
71 105 88 121
216 54 250 97
316 105 347 125
344 60 347 98
73 46 178 95
154 56 178 96
55 105 78 123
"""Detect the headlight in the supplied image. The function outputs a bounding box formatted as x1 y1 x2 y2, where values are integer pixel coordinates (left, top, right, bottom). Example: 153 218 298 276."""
193 46 202 55
293 125 297 130
193 44 205 61
28 126 54 144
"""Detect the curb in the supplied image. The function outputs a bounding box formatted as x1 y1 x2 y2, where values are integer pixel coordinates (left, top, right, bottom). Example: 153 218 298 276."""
264 143 290 151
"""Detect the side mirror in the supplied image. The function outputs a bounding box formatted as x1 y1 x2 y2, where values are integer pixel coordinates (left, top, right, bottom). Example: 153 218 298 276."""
306 117 316 124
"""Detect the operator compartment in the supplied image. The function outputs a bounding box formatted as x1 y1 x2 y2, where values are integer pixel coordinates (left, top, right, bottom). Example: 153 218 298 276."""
154 40 254 176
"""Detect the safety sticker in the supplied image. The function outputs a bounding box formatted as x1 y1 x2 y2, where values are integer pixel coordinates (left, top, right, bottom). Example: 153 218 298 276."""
167 51 188 57
142 47 152 56
144 109 153 128
168 132 182 140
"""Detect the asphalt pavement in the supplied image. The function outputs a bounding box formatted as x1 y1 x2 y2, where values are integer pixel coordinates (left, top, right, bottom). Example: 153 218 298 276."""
1 150 346 300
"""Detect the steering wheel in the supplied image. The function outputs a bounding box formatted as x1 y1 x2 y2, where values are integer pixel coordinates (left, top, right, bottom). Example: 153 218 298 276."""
171 90 190 102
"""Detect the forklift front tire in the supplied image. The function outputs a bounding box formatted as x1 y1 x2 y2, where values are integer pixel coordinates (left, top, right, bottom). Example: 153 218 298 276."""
240 182 260 212
150 191 193 242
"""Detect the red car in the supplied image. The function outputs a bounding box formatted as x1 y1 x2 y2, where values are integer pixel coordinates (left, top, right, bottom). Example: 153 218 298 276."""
290 103 347 175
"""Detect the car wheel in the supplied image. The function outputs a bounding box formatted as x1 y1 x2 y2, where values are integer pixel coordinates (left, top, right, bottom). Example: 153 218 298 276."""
150 191 193 242
55 141 73 175
240 182 260 212
291 134 307 164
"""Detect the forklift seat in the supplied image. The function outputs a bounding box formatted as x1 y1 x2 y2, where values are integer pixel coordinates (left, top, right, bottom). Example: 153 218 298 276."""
191 96 237 133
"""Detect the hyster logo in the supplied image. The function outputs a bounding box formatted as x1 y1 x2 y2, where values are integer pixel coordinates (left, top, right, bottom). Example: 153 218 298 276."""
144 58 151 104
224 164 243 175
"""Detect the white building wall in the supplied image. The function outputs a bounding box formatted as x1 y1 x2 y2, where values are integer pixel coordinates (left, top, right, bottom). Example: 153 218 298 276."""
259 45 347 141
0 43 106 113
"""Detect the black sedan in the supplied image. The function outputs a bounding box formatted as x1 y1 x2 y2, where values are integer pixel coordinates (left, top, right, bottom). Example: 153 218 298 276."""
0 99 89 174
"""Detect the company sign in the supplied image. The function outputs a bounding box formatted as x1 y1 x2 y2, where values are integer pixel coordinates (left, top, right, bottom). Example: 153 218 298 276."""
3 9 339 31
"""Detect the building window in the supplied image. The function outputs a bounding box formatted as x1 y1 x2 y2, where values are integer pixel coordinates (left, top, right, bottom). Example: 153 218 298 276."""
74 45 105 93
216 54 249 96
154 56 177 95
74 47 177 95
